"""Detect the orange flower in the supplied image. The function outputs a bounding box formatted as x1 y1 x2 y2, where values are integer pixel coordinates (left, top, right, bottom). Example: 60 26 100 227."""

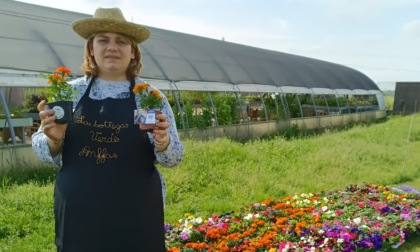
133 83 150 94
132 82 163 109
149 89 163 100
56 66 71 76
294 221 307 234
205 227 229 240
41 66 78 102
261 198 274 206
185 242 207 249
48 73 66 84
276 217 287 226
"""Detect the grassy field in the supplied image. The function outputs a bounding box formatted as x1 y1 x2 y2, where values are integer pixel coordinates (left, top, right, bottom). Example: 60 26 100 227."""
162 114 420 222
1 114 420 251
385 94 395 111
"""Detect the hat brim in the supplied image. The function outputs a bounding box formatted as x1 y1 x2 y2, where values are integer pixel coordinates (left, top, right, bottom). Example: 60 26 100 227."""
72 18 150 44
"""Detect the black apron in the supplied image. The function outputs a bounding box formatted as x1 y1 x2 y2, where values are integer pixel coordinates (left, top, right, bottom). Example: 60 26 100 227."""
54 78 164 252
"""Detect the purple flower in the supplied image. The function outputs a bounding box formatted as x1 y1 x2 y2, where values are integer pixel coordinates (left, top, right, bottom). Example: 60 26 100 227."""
372 233 383 249
164 224 172 232
180 232 189 241
341 232 351 243
393 184 420 195
380 206 394 213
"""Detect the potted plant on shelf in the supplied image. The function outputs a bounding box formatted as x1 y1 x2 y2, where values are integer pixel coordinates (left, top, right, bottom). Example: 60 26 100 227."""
132 83 163 132
23 92 48 120
0 106 33 144
40 66 78 124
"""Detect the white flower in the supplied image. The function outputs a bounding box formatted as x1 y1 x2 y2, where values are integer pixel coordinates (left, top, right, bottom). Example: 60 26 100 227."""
244 213 253 220
182 227 191 235
322 206 328 212
353 217 361 224
337 238 344 243
195 217 203 224
326 210 335 217
318 230 325 234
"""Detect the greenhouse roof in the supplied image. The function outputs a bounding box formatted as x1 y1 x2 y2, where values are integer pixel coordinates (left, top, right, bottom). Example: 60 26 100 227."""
0 0 381 94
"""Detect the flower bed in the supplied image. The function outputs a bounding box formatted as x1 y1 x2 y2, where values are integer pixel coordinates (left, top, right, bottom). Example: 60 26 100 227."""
165 183 420 251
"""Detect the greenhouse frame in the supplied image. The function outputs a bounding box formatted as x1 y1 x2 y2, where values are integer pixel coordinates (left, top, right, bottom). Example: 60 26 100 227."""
0 0 386 146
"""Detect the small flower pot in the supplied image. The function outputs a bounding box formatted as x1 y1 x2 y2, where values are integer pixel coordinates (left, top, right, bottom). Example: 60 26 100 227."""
46 100 73 124
134 108 162 132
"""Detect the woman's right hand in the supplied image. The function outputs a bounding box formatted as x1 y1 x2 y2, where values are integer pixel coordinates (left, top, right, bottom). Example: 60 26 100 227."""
38 100 67 143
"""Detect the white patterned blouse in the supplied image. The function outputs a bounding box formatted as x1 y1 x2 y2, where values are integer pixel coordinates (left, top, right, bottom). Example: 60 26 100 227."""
31 76 184 204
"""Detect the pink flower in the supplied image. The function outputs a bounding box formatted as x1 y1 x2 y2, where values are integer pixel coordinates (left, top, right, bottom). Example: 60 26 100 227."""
400 212 411 220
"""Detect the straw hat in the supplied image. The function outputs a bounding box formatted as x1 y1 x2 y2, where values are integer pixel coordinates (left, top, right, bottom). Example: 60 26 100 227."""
72 7 150 44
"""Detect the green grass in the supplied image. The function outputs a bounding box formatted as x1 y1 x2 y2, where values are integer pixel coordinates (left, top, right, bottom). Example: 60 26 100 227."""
162 115 420 222
385 95 394 111
1 115 420 251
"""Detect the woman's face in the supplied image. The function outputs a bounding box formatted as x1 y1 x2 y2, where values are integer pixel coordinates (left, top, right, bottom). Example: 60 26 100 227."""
90 32 134 79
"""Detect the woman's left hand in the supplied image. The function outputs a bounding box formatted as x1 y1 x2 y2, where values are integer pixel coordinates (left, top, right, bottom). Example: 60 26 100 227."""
152 113 170 149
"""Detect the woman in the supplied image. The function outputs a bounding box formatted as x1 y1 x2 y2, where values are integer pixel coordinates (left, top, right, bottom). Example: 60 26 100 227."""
32 7 184 252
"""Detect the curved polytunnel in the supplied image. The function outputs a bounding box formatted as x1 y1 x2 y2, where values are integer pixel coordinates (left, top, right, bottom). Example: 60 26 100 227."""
0 1 388 145
1 0 381 94
0 0 385 132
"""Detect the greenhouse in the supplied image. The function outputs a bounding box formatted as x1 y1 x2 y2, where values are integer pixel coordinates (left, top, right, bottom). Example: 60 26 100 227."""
0 0 386 146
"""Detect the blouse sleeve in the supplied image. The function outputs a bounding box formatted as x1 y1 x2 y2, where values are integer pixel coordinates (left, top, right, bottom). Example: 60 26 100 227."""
147 91 184 167
31 77 87 167
31 129 61 167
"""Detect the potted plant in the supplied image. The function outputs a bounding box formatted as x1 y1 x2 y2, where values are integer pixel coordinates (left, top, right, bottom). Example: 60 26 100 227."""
132 83 164 132
40 66 78 124
0 106 33 144
23 92 48 120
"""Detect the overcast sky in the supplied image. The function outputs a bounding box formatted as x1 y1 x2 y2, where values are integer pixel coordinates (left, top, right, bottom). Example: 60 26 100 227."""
17 0 420 91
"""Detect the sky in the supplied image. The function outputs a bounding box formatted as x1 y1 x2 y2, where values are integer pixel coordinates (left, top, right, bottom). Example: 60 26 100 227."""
17 0 420 91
